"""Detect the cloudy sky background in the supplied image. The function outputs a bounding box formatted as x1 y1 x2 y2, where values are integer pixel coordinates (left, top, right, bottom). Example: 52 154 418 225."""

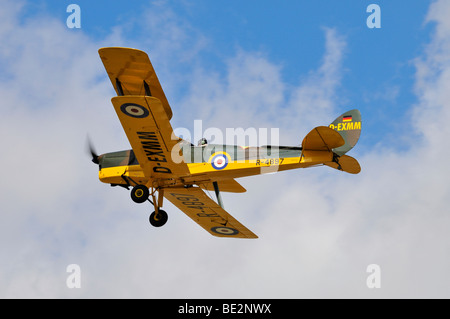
1 0 450 298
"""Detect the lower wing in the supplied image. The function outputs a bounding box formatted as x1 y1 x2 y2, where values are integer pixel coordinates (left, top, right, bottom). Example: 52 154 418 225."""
164 187 257 238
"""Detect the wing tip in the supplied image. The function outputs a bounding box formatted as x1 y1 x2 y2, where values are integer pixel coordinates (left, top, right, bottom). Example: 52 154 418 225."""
98 46 147 55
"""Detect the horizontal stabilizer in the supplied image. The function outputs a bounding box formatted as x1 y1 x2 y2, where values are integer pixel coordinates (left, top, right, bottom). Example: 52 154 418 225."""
302 126 345 152
325 155 361 174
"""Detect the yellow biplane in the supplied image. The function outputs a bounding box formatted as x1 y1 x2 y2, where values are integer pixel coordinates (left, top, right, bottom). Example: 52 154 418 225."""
91 47 361 239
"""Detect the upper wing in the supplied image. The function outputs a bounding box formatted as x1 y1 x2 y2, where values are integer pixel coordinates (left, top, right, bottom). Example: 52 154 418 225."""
164 187 257 238
99 47 173 119
110 95 189 179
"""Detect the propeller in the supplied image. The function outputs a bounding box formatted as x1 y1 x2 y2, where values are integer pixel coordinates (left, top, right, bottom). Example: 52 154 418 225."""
87 136 100 164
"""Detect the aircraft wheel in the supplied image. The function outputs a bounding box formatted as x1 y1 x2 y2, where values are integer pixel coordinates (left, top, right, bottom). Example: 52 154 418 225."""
131 185 149 203
149 210 168 227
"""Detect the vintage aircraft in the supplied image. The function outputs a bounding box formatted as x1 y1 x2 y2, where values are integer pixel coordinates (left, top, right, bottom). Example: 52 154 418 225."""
90 47 361 239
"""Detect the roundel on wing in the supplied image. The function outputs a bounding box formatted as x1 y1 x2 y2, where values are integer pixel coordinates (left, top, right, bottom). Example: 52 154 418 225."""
211 226 239 236
211 153 229 170
120 103 149 118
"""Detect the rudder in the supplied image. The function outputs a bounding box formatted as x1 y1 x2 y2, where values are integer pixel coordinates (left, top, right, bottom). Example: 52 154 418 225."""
328 109 361 156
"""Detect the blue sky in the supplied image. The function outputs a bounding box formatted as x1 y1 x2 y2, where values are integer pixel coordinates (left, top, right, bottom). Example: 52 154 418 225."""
29 0 432 150
2 0 450 298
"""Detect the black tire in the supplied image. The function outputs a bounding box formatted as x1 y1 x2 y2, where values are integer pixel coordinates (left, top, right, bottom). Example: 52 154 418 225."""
130 185 149 203
149 210 168 227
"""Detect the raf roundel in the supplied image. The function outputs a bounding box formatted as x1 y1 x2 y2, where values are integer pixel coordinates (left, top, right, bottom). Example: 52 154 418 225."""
211 153 229 170
211 227 239 236
120 103 149 118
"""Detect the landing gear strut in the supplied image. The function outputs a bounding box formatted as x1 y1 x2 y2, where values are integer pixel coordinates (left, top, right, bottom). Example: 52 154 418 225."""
129 183 168 228
148 187 168 227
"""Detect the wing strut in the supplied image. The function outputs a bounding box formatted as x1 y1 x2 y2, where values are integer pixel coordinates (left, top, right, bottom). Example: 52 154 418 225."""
115 78 124 96
143 80 152 96
213 181 224 209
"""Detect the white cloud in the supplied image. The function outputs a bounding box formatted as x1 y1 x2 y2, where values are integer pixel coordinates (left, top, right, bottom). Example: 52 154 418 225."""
176 27 346 147
1 0 450 299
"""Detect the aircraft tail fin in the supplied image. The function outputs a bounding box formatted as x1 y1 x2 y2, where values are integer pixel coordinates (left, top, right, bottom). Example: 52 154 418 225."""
328 109 361 156
300 109 362 174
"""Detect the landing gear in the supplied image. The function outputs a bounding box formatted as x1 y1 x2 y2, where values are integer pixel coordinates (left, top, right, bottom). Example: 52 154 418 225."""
149 210 168 227
128 183 168 228
130 185 149 203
